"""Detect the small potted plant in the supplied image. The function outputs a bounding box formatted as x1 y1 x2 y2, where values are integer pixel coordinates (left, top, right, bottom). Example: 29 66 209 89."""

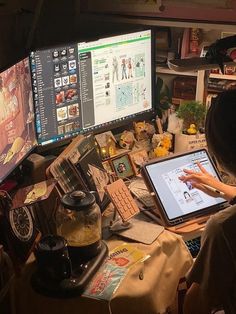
174 100 207 152
176 100 206 133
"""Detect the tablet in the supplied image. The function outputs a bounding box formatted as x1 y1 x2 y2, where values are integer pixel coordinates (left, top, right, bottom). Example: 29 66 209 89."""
141 148 228 226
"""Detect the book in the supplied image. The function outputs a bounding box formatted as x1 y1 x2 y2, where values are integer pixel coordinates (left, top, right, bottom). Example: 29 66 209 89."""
107 243 150 268
208 78 236 91
75 147 111 211
83 263 128 300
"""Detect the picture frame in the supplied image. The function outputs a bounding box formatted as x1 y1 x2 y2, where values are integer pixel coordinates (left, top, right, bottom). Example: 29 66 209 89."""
110 154 135 179
128 149 149 175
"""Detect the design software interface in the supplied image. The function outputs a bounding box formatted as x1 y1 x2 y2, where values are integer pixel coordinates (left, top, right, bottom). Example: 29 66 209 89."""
77 30 152 133
31 30 153 146
30 44 81 146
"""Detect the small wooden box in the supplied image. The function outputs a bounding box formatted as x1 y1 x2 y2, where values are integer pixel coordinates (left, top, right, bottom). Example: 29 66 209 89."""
173 77 197 100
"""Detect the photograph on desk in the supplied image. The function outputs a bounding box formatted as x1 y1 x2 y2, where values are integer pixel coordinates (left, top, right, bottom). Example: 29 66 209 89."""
110 154 135 179
75 147 111 211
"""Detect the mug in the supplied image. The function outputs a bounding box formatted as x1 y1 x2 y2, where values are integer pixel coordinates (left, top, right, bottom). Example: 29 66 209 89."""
34 235 71 282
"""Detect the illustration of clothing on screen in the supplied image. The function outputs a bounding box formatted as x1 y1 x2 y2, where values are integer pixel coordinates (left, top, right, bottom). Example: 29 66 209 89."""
121 58 127 80
112 56 119 83
127 58 133 79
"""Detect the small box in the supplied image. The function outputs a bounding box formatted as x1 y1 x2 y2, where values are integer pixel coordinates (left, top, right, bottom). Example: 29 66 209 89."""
173 77 197 100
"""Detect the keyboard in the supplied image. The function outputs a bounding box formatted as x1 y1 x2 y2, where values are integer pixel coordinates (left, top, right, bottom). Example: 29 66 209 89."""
106 179 140 222
185 236 201 258
129 179 155 208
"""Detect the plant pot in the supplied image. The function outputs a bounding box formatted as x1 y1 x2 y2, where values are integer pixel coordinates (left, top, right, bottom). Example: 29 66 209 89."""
174 133 206 153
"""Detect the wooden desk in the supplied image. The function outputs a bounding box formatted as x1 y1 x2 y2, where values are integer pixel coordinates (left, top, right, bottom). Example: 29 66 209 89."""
12 230 193 314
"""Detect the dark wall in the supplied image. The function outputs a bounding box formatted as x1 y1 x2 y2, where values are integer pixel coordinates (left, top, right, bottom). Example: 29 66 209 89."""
0 0 79 69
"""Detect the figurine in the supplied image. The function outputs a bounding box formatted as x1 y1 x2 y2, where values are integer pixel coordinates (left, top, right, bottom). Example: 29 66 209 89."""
187 124 197 135
134 121 148 141
133 121 154 141
153 146 169 158
152 132 172 150
119 130 135 150
152 132 173 158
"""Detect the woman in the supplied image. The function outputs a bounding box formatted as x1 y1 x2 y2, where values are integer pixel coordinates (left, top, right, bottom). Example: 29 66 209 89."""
179 90 236 314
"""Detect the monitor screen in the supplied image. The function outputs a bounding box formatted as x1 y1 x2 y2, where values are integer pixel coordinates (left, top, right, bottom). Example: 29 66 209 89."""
0 57 37 183
30 43 82 146
77 29 154 133
31 29 154 147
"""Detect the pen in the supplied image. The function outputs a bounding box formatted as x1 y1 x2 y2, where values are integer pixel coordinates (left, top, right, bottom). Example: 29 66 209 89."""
202 184 225 197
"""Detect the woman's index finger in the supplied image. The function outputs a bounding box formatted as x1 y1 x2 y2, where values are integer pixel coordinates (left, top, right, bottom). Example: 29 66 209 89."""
196 161 207 173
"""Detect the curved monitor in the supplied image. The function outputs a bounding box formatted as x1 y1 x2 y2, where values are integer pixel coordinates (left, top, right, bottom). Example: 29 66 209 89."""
78 29 155 134
0 57 37 183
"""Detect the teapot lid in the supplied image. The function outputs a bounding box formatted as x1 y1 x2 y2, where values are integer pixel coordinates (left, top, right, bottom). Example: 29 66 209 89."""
61 190 96 211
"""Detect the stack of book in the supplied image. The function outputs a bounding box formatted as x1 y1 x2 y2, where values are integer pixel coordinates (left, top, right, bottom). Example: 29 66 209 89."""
208 78 236 92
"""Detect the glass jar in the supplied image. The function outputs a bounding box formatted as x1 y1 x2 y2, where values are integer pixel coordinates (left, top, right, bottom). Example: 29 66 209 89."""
56 190 102 262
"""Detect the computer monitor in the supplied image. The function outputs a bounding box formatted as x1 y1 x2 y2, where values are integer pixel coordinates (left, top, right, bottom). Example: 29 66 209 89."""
78 29 155 134
31 29 155 149
0 57 37 183
30 43 82 147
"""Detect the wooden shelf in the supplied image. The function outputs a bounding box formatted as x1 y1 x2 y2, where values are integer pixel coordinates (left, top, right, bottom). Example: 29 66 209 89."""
209 73 236 81
81 13 236 32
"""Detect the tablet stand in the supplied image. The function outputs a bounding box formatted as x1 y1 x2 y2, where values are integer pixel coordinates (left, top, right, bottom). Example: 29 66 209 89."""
166 215 210 234
109 209 132 232
151 205 209 234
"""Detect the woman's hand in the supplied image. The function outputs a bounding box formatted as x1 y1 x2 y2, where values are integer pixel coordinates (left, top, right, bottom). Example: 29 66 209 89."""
179 162 236 201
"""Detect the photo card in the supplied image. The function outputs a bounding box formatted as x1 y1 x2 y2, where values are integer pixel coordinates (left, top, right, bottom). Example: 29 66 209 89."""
110 154 135 179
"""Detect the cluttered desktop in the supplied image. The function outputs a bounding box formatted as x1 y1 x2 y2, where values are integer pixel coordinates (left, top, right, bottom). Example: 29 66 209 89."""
0 27 221 313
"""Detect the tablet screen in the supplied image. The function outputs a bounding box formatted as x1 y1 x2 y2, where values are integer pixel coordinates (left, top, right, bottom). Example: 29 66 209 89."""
144 149 227 222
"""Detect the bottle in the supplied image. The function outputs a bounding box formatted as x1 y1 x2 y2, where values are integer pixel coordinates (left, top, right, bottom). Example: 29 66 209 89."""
190 28 200 54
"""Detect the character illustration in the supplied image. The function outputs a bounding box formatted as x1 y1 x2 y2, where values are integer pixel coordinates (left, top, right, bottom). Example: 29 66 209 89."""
121 58 127 80
112 56 118 83
127 58 133 79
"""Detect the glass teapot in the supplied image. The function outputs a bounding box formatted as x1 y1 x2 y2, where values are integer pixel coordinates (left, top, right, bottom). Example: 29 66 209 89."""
56 190 102 262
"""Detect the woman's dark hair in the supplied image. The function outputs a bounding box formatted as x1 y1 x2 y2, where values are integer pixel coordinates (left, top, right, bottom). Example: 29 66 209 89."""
205 90 236 175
